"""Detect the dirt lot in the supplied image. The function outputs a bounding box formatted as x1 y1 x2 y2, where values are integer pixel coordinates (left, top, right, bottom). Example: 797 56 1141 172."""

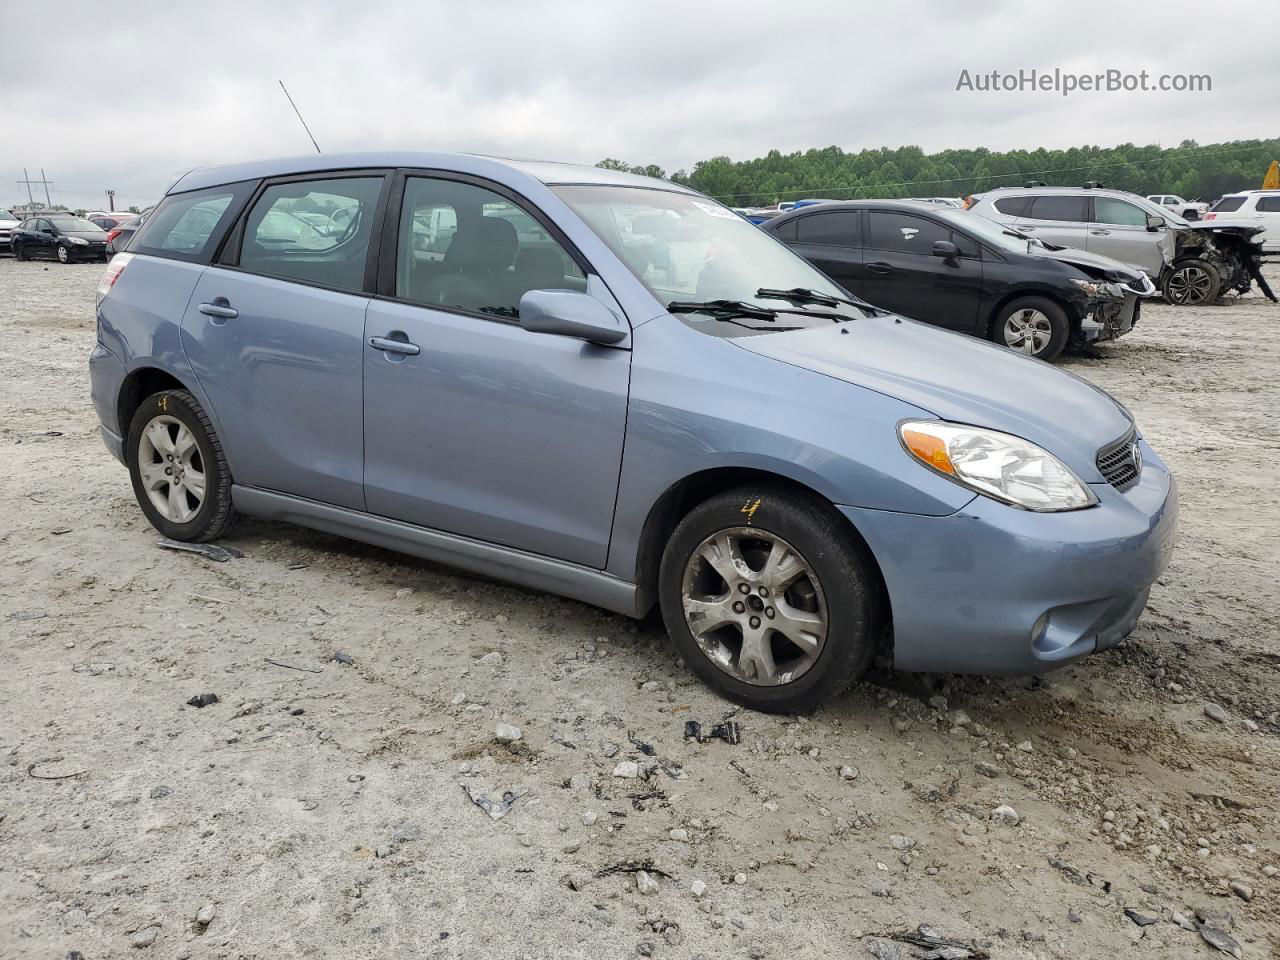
1 256 1277 960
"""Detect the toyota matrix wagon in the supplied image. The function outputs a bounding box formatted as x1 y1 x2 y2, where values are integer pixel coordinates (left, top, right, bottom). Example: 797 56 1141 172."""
90 153 1177 712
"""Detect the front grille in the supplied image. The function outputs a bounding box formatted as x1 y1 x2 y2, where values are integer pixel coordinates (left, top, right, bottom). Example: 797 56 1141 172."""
1096 427 1141 491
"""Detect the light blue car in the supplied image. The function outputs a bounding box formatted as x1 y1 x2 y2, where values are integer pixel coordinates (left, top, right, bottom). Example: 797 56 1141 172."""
90 153 1177 712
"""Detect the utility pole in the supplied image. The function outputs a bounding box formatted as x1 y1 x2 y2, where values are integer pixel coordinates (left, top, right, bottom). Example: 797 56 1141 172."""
17 169 55 208
106 189 116 212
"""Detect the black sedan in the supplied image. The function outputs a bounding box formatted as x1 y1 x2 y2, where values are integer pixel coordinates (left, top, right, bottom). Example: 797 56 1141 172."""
11 215 111 263
763 200 1156 361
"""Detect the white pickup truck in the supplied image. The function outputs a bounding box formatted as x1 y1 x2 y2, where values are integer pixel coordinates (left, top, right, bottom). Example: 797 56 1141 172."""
1147 194 1209 220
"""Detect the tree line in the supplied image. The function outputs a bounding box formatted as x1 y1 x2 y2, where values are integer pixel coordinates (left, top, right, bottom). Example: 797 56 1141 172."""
598 137 1280 206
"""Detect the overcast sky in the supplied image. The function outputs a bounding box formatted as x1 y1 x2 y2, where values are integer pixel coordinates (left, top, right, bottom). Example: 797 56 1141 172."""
2 0 1273 211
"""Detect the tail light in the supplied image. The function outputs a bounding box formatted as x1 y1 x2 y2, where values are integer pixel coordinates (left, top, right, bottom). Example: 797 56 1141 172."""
105 227 122 244
97 252 133 305
1204 213 1217 220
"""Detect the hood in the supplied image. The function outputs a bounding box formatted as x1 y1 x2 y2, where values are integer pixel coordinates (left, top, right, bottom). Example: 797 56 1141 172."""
1025 243 1147 283
733 313 1132 482
1180 220 1266 241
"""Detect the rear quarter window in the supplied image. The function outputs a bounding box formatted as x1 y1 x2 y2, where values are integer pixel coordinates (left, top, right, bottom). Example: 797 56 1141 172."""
130 182 254 263
992 196 1032 218
1254 196 1280 213
1209 195 1248 213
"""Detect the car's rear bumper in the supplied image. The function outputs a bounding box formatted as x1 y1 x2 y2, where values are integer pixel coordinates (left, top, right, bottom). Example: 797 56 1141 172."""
89 341 127 465
840 438 1177 675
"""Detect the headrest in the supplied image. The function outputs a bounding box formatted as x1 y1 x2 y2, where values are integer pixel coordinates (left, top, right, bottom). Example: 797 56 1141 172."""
444 216 517 271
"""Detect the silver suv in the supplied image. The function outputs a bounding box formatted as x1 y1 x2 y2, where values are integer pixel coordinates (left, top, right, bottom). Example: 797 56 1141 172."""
970 186 1274 306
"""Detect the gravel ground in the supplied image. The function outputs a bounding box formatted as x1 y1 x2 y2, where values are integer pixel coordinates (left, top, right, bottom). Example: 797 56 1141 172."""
1 255 1278 960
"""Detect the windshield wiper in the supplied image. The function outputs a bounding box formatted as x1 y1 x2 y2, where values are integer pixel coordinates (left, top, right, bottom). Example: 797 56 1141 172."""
668 299 781 321
756 286 884 317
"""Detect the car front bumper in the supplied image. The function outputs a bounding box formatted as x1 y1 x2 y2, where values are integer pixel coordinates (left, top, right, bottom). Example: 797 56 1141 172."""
840 438 1177 675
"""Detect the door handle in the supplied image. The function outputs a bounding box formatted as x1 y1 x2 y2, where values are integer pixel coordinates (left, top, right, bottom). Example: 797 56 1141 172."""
198 301 238 319
1090 229 1111 236
369 335 420 356
865 262 893 275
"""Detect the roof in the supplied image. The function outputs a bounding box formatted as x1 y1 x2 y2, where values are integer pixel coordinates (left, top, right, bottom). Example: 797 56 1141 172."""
167 151 695 196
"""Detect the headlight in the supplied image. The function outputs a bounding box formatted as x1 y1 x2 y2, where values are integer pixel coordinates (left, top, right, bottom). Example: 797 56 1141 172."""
69 237 89 245
899 421 1097 511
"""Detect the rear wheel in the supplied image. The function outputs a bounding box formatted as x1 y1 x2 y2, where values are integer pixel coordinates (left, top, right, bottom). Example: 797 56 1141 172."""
659 487 880 713
126 389 237 542
1162 259 1221 306
992 296 1069 361
13 241 27 261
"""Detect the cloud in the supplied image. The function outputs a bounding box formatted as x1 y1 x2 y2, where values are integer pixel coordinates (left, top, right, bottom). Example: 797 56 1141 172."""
0 0 1269 210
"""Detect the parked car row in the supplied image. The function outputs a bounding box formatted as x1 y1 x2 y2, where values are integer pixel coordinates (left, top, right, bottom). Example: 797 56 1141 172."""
89 152 1177 712
763 200 1153 362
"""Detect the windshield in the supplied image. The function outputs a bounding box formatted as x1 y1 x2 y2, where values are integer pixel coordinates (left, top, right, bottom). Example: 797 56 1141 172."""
1 209 14 221
933 209 1033 253
553 185 854 331
49 216 101 232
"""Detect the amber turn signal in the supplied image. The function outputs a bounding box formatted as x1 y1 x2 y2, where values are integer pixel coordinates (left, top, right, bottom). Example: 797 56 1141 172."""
901 428 956 475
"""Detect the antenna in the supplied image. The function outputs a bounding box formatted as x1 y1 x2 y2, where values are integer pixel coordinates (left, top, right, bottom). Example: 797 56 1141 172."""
278 80 321 154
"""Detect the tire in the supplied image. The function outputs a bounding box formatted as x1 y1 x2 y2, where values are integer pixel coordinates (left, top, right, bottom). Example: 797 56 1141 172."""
126 389 237 542
991 296 1070 362
658 487 880 713
13 242 27 261
1162 258 1221 306
56 244 71 264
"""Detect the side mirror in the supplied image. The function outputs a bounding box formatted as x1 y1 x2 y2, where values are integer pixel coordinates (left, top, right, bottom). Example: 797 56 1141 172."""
931 239 959 259
519 289 627 345
1145 214 1166 231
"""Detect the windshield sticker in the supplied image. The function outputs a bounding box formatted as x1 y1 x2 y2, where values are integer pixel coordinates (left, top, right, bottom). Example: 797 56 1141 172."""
692 201 740 220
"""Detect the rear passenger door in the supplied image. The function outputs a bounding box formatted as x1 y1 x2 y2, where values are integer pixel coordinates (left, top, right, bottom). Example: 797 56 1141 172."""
1016 195 1090 252
180 172 390 510
361 173 630 568
778 210 864 298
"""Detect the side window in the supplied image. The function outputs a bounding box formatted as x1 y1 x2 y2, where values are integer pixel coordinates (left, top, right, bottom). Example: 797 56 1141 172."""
1026 196 1088 223
773 218 798 242
395 176 586 319
992 196 1032 218
1092 197 1149 226
131 183 251 263
239 176 384 292
794 211 861 246
1256 197 1280 212
867 212 949 253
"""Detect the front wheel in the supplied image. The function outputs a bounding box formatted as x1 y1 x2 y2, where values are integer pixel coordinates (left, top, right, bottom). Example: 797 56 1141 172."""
126 389 237 542
658 488 880 713
56 244 71 264
1162 259 1221 306
992 296 1069 361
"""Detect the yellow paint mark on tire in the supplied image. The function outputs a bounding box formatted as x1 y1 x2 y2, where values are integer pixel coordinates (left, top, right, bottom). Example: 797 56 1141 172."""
741 498 762 522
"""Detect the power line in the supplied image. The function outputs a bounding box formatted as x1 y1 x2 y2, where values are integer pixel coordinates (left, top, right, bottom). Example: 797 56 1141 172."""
706 141 1277 201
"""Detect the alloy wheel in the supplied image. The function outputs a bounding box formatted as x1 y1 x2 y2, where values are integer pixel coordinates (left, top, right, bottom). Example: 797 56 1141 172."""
1002 308 1053 355
56 245 70 263
1166 264 1213 305
136 414 206 523
680 527 828 686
